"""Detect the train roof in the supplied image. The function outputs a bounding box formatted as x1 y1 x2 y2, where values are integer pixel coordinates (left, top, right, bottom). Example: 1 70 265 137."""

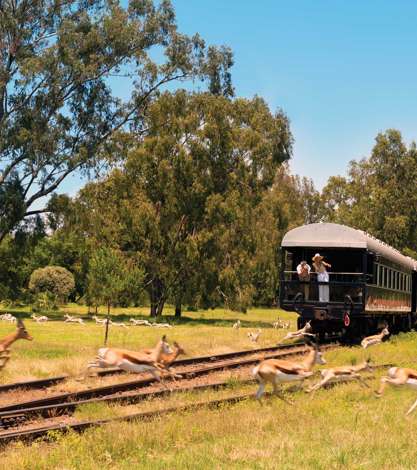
281 223 417 271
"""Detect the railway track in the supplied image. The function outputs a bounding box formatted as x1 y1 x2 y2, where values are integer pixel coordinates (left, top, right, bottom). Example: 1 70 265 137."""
0 341 342 444
0 341 309 394
0 362 391 446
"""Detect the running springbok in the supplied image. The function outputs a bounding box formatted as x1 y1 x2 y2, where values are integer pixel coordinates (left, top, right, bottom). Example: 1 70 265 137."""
85 336 173 382
282 320 314 342
0 320 33 369
376 366 417 415
361 327 389 349
31 314 49 322
252 344 326 401
307 359 372 392
64 314 85 324
130 318 152 326
248 329 262 343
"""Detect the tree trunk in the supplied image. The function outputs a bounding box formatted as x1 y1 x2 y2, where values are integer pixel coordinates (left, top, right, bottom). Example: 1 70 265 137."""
156 297 165 318
149 279 164 317
104 302 111 345
175 299 182 318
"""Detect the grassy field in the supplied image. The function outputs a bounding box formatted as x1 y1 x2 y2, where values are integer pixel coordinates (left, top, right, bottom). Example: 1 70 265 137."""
1 306 417 469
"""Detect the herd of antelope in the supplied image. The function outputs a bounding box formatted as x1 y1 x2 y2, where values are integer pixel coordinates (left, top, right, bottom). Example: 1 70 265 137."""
0 315 416 416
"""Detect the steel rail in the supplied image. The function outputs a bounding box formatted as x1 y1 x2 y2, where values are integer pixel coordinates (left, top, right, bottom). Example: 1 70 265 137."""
0 343 317 413
0 378 256 429
0 392 255 445
0 341 310 393
0 361 388 445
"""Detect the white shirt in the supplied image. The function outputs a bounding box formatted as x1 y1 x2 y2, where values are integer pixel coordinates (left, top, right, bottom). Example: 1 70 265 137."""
297 263 311 280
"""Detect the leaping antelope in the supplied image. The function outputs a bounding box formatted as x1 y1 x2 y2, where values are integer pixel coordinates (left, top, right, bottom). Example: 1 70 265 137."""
84 336 174 384
130 318 152 326
307 359 372 393
252 343 326 401
0 313 16 323
64 314 85 324
110 321 129 328
151 322 173 329
273 319 291 329
376 367 417 415
248 329 261 343
31 314 49 322
361 327 389 349
0 320 33 369
233 320 241 330
282 321 315 342
92 316 107 325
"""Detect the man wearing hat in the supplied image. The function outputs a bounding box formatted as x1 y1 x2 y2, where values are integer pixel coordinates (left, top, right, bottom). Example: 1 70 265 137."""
312 254 331 302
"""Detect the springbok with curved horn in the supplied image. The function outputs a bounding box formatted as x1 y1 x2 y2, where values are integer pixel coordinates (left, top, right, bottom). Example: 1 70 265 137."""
252 343 326 401
0 320 33 369
85 336 172 382
376 366 417 415
361 327 389 349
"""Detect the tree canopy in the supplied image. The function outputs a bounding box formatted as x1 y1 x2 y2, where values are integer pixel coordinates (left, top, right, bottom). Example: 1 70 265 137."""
0 0 233 241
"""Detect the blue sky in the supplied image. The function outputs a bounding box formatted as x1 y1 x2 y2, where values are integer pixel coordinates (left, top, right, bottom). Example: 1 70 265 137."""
172 0 417 188
60 0 417 198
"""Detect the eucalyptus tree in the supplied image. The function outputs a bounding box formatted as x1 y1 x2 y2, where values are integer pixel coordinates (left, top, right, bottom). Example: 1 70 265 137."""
321 129 417 255
0 0 233 241
76 91 293 315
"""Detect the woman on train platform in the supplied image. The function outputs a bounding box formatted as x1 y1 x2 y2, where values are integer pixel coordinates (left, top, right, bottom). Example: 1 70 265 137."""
312 253 331 302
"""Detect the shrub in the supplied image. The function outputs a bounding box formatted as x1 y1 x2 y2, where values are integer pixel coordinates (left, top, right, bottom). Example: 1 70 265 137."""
29 266 75 304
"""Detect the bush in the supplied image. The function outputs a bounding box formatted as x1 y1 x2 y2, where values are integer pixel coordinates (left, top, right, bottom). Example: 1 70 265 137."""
29 266 75 304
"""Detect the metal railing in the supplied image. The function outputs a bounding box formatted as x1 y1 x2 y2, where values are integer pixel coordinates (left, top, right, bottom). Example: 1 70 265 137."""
281 273 364 304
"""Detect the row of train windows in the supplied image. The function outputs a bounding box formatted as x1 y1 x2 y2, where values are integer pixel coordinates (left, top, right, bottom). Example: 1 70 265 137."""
374 264 411 292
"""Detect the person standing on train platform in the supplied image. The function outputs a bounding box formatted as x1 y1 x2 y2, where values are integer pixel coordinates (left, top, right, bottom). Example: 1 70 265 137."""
297 260 311 300
312 253 331 302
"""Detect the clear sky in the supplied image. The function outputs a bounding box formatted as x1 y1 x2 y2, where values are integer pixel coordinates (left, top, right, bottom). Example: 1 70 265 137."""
58 0 417 199
171 0 417 189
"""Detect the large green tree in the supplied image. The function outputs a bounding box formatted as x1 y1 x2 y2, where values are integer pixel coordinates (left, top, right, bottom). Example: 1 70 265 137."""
321 129 417 255
0 0 233 241
75 91 293 315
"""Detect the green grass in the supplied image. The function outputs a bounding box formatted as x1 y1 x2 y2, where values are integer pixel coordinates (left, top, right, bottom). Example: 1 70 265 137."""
1 306 417 469
0 306 294 383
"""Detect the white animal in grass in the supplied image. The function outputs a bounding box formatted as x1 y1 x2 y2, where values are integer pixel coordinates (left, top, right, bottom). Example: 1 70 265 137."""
376 366 417 416
273 319 291 329
30 314 49 322
248 329 262 343
233 320 241 330
110 320 129 328
0 313 16 322
252 345 326 401
64 314 85 324
92 316 107 325
282 321 315 341
129 318 152 326
361 327 389 349
151 322 173 329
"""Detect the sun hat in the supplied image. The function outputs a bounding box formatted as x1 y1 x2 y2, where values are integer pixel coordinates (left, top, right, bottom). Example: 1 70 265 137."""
312 253 324 262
